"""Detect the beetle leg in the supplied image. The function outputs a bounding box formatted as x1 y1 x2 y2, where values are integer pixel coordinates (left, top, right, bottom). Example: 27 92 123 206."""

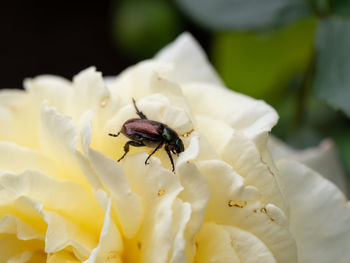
132 98 147 119
165 144 175 173
118 140 145 162
109 132 120 137
145 141 164 165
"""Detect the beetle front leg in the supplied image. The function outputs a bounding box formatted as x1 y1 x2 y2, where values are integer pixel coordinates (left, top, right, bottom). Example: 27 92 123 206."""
165 145 175 173
118 140 145 162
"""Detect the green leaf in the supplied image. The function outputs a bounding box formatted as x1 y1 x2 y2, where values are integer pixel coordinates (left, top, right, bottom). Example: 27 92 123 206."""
212 18 316 104
330 0 350 17
335 130 350 183
313 17 350 117
111 0 181 58
175 0 312 31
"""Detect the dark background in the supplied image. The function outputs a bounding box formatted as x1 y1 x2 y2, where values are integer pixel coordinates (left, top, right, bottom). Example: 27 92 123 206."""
1 1 130 89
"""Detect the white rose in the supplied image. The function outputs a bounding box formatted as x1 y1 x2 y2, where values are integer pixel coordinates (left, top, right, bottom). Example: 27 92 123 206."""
0 33 349 263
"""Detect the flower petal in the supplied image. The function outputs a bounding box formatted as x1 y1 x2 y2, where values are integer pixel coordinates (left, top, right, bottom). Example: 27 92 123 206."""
269 137 348 195
0 169 104 235
79 112 143 239
40 103 92 186
42 210 96 258
194 222 277 263
121 153 183 263
183 83 278 147
0 90 39 149
84 198 123 263
0 142 59 178
0 214 44 241
71 67 110 121
277 160 350 263
24 75 72 114
46 248 81 263
222 132 286 212
176 136 210 261
155 32 224 86
168 198 192 263
196 159 297 263
0 234 45 263
194 222 240 263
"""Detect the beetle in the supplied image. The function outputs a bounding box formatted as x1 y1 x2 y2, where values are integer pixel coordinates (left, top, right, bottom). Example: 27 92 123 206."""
108 98 184 172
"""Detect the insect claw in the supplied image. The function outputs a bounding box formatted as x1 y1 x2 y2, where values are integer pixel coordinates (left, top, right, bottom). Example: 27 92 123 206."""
109 132 120 137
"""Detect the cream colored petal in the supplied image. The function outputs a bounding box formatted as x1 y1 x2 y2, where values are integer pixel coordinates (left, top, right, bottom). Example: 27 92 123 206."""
0 169 104 234
72 68 123 149
121 153 183 263
42 210 96 259
0 90 39 149
155 32 224 86
0 142 59 178
71 67 110 120
196 117 289 237
39 102 77 159
0 214 44 241
0 195 46 235
196 159 297 263
79 111 143 238
24 75 72 114
194 222 277 263
0 234 45 263
71 67 124 143
88 149 143 239
176 136 210 262
194 222 240 263
195 115 234 155
84 198 123 263
0 89 28 106
269 137 348 195
168 198 192 263
222 225 277 263
277 160 350 263
183 83 278 147
0 89 28 142
39 103 91 185
7 251 32 263
46 249 81 263
149 75 194 134
222 131 286 212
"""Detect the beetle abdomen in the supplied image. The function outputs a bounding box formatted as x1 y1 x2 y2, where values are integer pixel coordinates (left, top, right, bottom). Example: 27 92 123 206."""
121 118 164 141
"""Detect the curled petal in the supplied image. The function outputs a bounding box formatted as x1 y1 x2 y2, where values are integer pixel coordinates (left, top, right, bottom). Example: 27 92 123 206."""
195 222 277 263
84 198 123 263
277 160 350 263
155 32 224 86
196 159 297 263
182 83 278 147
122 153 183 263
269 137 348 195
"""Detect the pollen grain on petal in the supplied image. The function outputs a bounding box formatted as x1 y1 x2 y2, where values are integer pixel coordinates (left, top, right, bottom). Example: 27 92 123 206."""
157 189 166 197
228 200 247 208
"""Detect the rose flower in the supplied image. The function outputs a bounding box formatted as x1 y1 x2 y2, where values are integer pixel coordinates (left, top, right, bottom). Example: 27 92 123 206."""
0 33 349 263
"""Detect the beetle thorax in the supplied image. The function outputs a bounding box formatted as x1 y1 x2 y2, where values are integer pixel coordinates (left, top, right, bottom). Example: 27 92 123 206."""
162 127 177 142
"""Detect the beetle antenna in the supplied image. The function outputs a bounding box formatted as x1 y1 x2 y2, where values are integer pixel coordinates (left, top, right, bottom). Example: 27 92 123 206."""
109 132 120 137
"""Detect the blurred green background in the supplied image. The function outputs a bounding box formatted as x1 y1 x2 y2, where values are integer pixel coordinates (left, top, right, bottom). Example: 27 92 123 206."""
1 0 349 180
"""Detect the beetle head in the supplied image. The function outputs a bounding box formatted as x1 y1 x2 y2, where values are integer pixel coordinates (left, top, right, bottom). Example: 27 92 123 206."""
163 127 185 155
168 138 184 155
